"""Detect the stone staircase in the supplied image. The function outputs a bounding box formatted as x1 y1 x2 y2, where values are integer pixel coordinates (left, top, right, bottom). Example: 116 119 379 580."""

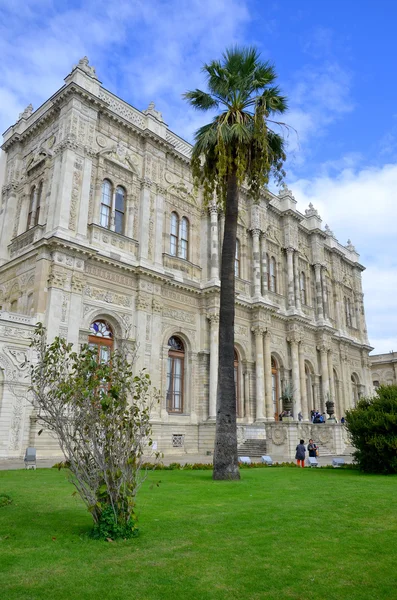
238 439 267 460
312 440 333 456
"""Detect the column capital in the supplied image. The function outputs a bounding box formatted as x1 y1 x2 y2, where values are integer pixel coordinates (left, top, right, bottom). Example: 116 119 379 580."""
207 312 219 323
251 325 265 337
250 228 262 238
209 203 219 215
141 177 153 189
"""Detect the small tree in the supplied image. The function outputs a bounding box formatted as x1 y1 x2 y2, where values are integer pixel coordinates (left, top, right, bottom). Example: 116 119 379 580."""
29 324 160 539
345 385 397 474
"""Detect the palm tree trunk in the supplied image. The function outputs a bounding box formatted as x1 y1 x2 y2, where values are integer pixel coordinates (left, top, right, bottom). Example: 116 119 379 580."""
213 167 240 480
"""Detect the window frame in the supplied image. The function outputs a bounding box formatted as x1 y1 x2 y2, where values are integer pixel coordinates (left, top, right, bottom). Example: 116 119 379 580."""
166 336 185 413
300 271 306 305
100 179 113 230
170 211 179 257
180 216 189 260
235 238 241 278
27 186 35 229
114 185 125 235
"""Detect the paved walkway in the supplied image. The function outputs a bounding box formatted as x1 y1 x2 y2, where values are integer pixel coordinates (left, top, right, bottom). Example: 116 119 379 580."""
0 452 353 471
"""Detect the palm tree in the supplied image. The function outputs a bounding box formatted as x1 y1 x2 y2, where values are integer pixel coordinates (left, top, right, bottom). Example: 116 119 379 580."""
184 47 287 480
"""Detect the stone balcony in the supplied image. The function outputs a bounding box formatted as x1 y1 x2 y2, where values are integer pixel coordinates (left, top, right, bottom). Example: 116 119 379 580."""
8 225 45 259
163 253 202 282
87 223 139 262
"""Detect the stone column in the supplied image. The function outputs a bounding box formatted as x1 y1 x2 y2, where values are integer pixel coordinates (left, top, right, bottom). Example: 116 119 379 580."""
264 330 274 421
293 251 302 311
290 340 302 418
328 350 335 405
208 313 219 420
260 234 268 296
251 229 262 297
314 264 324 321
319 346 330 413
286 248 295 309
299 342 308 420
321 268 329 319
252 327 265 421
209 204 219 281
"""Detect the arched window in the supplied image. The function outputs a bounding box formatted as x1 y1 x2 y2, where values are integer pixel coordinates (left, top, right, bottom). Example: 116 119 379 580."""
300 271 306 305
271 357 280 420
88 320 114 363
27 186 35 229
114 186 125 234
170 212 179 256
167 336 185 413
373 380 380 389
100 180 112 229
35 181 43 226
269 257 276 293
180 217 189 260
235 238 241 278
234 349 240 417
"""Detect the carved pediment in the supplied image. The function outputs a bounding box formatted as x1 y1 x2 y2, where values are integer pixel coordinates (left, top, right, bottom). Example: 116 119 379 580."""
100 144 139 174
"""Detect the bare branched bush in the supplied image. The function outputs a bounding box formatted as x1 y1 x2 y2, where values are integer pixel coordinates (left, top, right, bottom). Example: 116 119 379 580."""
29 324 160 539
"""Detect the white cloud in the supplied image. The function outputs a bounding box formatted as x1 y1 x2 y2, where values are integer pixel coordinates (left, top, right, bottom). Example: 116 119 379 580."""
0 0 250 139
290 161 397 354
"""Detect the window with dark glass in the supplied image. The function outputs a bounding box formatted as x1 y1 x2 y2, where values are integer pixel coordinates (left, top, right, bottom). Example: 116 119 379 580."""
100 180 112 229
170 212 179 256
269 256 276 292
235 239 241 277
180 217 189 259
27 187 35 229
35 181 43 226
167 336 185 413
114 186 125 234
300 271 306 305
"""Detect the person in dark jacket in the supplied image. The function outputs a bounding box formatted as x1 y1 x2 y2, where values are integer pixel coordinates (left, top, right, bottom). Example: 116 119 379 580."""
295 439 306 468
307 439 318 458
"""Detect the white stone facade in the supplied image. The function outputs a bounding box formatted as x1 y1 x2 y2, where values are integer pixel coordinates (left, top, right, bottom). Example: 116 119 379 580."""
370 352 397 388
0 58 373 459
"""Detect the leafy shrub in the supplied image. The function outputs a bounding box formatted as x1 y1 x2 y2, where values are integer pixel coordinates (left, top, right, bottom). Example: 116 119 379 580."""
0 494 12 508
90 505 139 541
345 385 397 474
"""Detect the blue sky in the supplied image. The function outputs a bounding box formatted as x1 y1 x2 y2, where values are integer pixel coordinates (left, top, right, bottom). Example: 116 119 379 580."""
0 0 396 354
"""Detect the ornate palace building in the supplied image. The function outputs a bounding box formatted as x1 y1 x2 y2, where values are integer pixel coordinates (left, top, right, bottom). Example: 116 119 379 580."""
0 58 373 460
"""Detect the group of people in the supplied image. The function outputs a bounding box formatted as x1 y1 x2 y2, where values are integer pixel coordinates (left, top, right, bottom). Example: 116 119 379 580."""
295 438 319 467
310 410 327 423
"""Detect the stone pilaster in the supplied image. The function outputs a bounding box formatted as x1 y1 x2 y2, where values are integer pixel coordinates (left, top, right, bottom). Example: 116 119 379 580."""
293 251 302 312
319 344 330 413
290 339 302 418
314 264 324 322
252 327 265 421
209 204 219 281
207 312 219 419
299 342 308 420
286 248 295 309
251 229 261 297
264 330 274 421
260 233 268 296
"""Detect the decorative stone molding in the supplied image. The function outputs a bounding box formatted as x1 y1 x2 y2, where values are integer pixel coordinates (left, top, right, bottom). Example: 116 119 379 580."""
48 266 68 289
71 274 85 294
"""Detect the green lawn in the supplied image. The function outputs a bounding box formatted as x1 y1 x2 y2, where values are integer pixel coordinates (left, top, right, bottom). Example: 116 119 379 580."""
0 468 396 600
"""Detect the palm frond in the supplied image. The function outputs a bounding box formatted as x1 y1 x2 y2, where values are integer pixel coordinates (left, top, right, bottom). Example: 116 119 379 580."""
183 89 219 111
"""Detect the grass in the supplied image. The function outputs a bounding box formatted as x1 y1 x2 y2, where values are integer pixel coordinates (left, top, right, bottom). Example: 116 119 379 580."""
0 468 396 600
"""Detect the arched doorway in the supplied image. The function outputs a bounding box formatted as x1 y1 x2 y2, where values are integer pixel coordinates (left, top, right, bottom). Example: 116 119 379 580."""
305 362 316 415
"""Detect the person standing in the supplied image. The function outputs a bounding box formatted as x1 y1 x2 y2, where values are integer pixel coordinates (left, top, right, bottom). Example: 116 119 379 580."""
307 439 318 458
295 439 306 468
